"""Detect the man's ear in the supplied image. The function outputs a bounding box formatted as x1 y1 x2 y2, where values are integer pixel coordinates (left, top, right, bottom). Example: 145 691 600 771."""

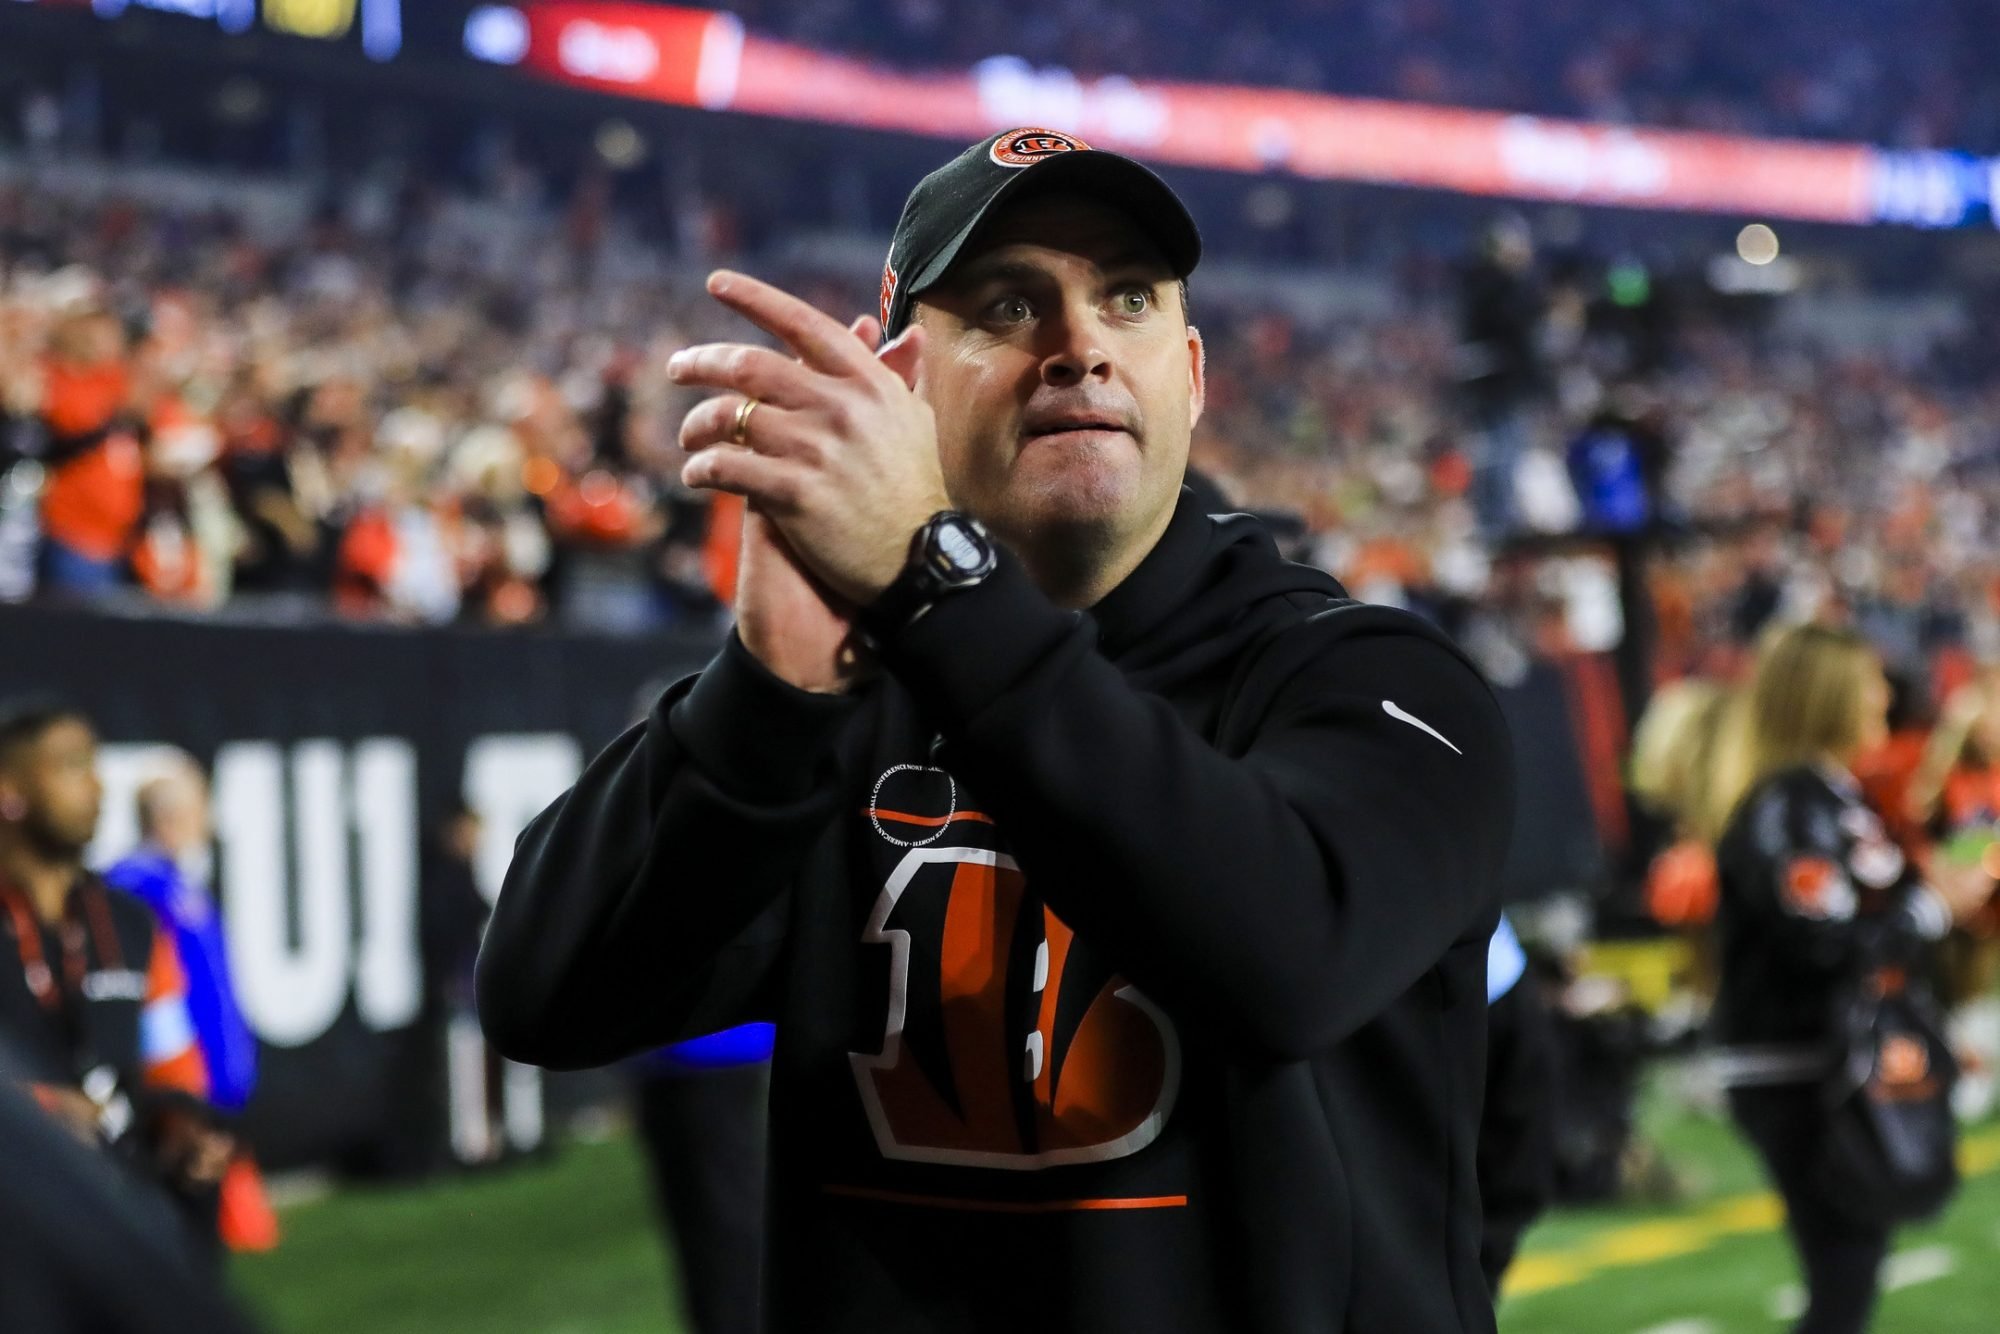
879 324 926 393
0 776 25 824
1186 324 1207 430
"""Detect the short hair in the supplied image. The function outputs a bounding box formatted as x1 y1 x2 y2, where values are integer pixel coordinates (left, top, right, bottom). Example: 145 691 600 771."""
134 750 206 838
0 698 91 771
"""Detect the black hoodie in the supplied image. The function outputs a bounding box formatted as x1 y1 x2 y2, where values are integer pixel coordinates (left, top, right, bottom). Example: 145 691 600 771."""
479 495 1515 1333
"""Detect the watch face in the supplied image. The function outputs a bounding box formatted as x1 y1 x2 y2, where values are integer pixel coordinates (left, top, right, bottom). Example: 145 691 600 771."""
936 521 985 574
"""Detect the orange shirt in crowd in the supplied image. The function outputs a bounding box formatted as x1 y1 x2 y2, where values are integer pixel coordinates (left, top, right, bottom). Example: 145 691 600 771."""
335 509 398 613
132 512 208 604
1856 727 1931 854
1941 766 2000 831
703 491 745 607
544 468 642 547
40 360 145 562
1646 839 1719 926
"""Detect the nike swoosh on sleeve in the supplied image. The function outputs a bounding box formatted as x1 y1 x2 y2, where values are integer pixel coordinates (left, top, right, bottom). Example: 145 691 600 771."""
1382 699 1462 755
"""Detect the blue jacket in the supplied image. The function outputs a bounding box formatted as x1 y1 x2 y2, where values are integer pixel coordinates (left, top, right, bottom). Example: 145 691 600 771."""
637 1023 776 1077
1487 914 1527 1004
103 848 259 1113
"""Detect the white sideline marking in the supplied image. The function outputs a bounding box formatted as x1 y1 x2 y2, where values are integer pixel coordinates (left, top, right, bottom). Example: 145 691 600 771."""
1768 1285 1805 1321
1382 699 1461 754
262 1170 333 1210
1632 1319 1718 1334
1766 1244 1954 1322
1882 1244 1956 1292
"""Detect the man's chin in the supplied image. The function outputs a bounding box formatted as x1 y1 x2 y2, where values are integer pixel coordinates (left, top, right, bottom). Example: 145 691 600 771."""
1002 487 1133 543
1000 455 1144 531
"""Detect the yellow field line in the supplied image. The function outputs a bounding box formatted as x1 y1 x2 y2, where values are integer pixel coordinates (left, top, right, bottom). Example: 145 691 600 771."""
1503 1126 2000 1299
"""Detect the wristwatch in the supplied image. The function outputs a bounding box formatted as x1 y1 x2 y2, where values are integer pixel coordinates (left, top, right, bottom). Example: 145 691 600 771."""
859 511 998 646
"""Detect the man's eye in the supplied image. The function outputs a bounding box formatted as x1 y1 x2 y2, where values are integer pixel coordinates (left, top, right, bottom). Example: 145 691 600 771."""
1116 289 1151 316
988 296 1032 324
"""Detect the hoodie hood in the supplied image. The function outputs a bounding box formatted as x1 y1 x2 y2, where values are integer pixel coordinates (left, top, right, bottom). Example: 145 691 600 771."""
1089 488 1348 689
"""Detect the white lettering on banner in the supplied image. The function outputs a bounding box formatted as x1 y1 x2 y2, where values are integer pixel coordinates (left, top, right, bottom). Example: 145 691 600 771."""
222 748 356 1048
693 12 745 110
213 739 420 1048
464 734 582 906
1498 117 1593 198
216 743 349 1048
352 739 421 1031
558 19 660 85
1600 130 1669 195
972 58 1169 148
1497 117 1669 202
1869 151 1972 228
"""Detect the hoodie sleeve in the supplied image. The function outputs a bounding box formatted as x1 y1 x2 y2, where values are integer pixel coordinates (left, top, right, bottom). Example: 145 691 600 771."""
877 555 1514 1062
476 633 863 1069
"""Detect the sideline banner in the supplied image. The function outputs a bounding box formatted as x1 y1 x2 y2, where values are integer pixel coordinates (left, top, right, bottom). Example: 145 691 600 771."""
0 602 713 1168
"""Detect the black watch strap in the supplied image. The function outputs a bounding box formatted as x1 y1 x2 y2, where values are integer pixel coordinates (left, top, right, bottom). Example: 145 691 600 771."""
858 511 997 647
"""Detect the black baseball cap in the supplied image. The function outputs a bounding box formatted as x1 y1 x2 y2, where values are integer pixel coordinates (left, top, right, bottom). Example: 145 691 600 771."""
879 128 1202 337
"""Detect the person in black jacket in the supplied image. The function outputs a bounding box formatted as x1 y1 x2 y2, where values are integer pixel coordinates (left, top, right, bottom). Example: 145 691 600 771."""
1713 624 1987 1334
0 699 236 1249
478 129 1515 1334
0 1041 258 1334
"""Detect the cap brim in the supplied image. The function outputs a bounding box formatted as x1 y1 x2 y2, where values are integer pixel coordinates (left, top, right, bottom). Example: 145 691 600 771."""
902 151 1201 317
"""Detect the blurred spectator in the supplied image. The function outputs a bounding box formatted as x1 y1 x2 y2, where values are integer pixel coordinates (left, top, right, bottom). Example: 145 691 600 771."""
1456 216 1545 538
630 1033 770 1334
420 801 488 1018
0 700 235 1246
104 753 257 1115
420 802 504 1167
103 750 277 1252
0 1042 258 1334
36 309 144 596
1710 625 1986 1334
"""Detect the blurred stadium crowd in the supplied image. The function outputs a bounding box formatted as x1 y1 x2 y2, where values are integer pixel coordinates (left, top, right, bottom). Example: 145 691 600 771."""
5 154 2000 709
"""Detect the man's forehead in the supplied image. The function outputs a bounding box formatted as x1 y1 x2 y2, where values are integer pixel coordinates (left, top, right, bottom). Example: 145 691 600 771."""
946 194 1173 281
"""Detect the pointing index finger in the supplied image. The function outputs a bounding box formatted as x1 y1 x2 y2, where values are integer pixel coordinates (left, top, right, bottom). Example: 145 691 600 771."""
707 270 879 380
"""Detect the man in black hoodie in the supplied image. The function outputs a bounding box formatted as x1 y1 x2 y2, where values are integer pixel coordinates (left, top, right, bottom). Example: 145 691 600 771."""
478 129 1515 1333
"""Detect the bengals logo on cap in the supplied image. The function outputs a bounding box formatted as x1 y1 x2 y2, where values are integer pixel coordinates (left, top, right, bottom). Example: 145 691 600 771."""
990 128 1092 169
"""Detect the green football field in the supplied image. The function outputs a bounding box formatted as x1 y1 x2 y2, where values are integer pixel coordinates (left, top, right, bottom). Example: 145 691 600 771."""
233 1097 2000 1334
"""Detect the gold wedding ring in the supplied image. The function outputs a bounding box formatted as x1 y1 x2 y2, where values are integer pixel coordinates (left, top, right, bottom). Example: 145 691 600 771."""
731 396 760 445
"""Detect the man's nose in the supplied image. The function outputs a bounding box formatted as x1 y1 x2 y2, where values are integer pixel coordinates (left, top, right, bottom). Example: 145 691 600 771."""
1038 303 1112 387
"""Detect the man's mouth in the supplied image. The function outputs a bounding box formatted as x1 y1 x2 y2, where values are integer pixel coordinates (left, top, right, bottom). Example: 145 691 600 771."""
1023 417 1130 439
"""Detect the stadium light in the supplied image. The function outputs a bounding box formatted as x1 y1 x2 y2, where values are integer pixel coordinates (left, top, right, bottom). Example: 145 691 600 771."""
1736 223 1781 265
465 6 530 65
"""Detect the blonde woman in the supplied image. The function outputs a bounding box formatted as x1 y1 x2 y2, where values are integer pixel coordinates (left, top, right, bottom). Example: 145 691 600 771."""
1712 624 1988 1334
1629 678 1740 931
